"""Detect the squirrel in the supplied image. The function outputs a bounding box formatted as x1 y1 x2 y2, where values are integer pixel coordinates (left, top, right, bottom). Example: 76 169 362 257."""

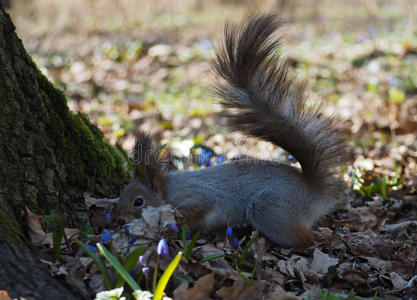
116 14 347 249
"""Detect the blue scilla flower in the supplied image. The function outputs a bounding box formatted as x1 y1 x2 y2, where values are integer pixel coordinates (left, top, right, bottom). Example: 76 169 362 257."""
142 266 150 275
105 211 111 224
232 237 239 249
186 229 191 240
129 235 138 245
169 223 180 233
215 154 226 165
124 226 130 236
101 231 111 244
389 76 400 87
226 226 233 237
86 245 97 252
139 255 147 266
199 149 212 167
157 238 169 256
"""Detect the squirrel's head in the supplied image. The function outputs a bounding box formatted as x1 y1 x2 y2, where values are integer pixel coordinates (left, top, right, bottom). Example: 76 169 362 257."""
116 131 173 216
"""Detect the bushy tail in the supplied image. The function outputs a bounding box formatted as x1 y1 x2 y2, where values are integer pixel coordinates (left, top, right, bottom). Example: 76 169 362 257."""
212 14 346 184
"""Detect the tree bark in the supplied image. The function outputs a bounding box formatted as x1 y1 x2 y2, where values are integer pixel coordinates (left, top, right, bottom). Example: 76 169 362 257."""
0 7 130 299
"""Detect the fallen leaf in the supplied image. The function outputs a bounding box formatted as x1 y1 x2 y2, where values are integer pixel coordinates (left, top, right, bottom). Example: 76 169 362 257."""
265 285 301 300
127 205 178 239
216 279 265 300
362 256 392 273
389 272 407 290
311 249 338 275
173 272 215 300
26 207 47 246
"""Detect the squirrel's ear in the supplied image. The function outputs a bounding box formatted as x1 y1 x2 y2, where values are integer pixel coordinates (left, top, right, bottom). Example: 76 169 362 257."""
132 131 154 185
132 131 152 164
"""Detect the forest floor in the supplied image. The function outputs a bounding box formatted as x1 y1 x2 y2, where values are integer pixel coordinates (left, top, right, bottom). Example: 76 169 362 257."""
8 1 417 299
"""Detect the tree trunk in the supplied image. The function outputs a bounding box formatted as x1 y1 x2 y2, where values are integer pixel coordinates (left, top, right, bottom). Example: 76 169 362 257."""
0 7 130 299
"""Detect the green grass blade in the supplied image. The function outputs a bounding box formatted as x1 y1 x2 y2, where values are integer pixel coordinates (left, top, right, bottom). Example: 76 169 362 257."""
97 243 141 291
115 245 147 287
154 252 182 300
76 239 113 290
181 226 187 253
238 231 259 268
185 231 200 260
235 265 249 283
52 216 65 261
200 253 226 263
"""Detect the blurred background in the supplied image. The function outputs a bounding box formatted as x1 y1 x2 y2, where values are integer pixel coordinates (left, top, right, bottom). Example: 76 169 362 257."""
4 0 417 164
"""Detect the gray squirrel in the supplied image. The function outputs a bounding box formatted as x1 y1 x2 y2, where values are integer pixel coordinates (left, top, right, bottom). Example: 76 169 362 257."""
116 14 347 248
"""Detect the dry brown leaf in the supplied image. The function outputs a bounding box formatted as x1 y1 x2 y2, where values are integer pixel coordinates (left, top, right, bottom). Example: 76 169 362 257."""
173 272 215 300
265 285 302 300
311 249 338 275
26 207 47 246
216 279 265 300
64 227 80 240
362 256 392 273
389 272 407 290
340 267 368 285
127 205 178 240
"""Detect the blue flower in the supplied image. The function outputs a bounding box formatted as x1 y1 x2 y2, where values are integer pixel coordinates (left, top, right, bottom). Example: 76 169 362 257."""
186 230 191 240
142 266 150 275
105 211 111 224
86 245 97 252
232 237 239 249
389 76 399 87
129 235 138 245
124 226 130 236
139 255 147 266
215 154 226 165
157 238 169 256
169 223 180 233
199 149 212 167
226 226 233 237
101 231 111 244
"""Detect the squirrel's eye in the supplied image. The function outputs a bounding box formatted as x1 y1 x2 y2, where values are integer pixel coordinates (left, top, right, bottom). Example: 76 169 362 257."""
134 197 144 206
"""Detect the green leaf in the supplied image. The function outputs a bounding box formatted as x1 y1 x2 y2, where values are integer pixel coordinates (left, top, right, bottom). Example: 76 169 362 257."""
97 243 141 291
235 265 249 283
238 231 259 268
154 252 182 300
76 239 113 290
185 231 200 260
181 226 187 253
200 253 226 263
115 245 147 287
159 143 168 151
52 215 65 261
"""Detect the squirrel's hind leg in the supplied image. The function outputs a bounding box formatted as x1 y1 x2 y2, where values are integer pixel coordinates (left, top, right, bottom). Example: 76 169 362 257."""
246 195 314 249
